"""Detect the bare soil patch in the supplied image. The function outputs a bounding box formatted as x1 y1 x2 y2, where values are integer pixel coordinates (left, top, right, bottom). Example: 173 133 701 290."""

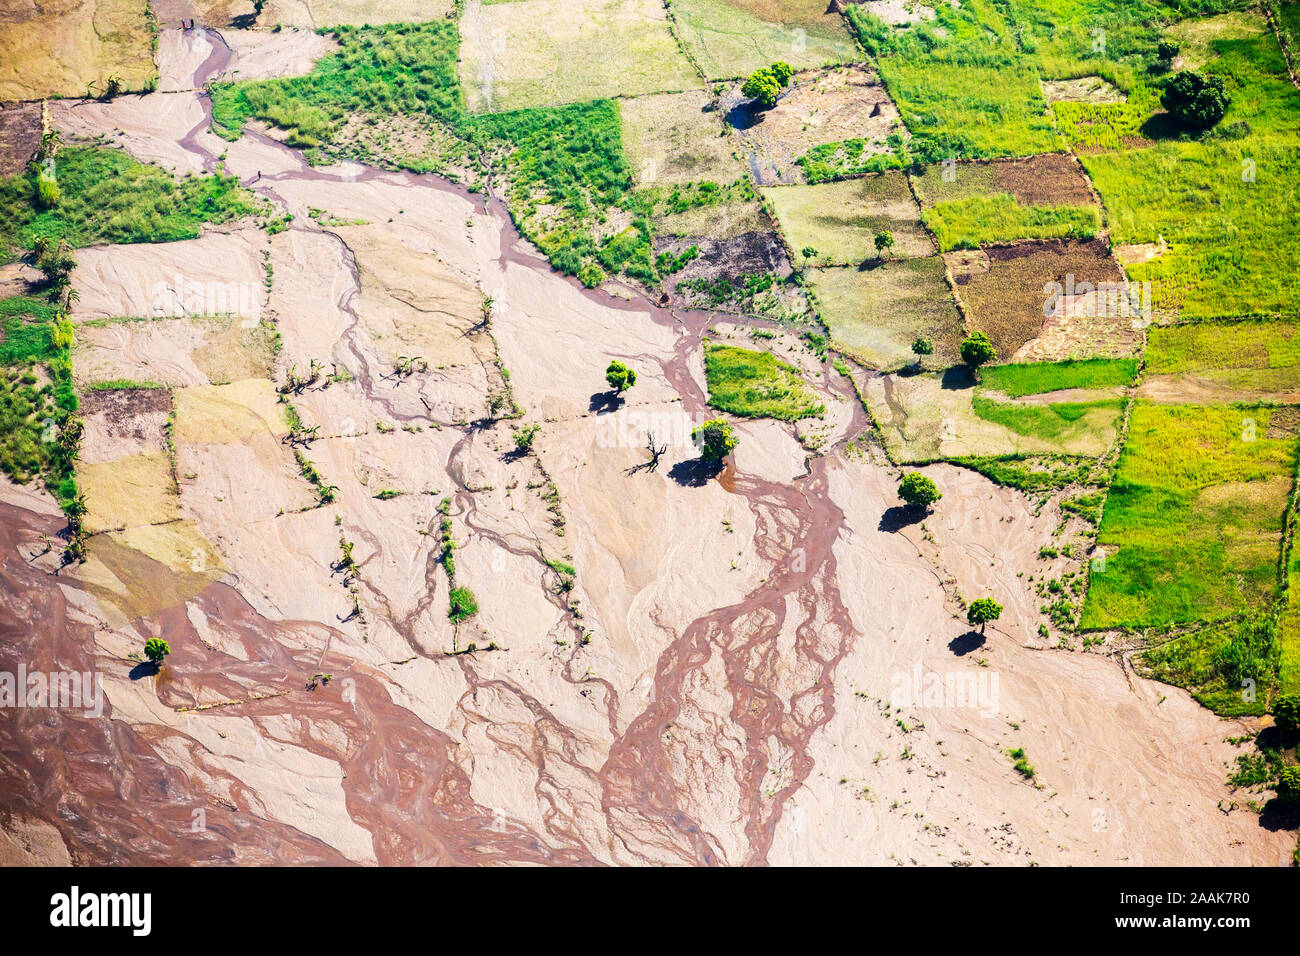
0 102 40 176
721 65 903 185
78 386 173 464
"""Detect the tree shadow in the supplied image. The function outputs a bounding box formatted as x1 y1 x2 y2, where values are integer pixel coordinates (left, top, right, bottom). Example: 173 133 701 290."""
589 390 625 414
940 365 976 390
1139 110 1185 141
1258 798 1300 832
948 630 986 656
1256 724 1297 752
856 258 886 272
878 504 927 533
725 100 767 131
129 661 161 681
668 457 722 488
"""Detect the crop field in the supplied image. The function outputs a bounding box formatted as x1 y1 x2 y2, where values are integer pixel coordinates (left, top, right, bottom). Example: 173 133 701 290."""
1077 13 1300 319
909 155 1101 250
459 0 701 113
863 365 1125 463
807 257 963 370
669 0 859 80
763 173 931 267
1140 320 1300 403
619 91 746 187
259 0 457 28
720 65 903 185
947 239 1128 362
979 357 1138 399
703 342 825 420
0 0 156 101
1082 403 1300 630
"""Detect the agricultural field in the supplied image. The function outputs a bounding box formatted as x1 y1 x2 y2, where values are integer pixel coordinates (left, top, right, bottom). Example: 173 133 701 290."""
763 172 932 267
946 239 1132 362
1140 320 1300 404
619 90 746 187
458 0 701 112
910 155 1101 251
1082 403 1300 630
807 257 963 370
669 0 859 80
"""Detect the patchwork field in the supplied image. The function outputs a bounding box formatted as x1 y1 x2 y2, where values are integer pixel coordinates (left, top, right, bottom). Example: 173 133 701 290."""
459 0 701 112
669 0 859 80
1083 403 1300 630
764 172 931 267
864 364 1125 464
807 257 962 370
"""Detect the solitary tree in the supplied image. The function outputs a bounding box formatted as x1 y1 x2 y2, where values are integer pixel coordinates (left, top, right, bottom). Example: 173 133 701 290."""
873 230 895 260
967 597 1003 635
144 637 170 666
693 417 737 463
898 472 941 511
911 336 933 368
742 68 782 108
1274 693 1300 732
1161 70 1230 130
605 359 637 393
959 331 997 381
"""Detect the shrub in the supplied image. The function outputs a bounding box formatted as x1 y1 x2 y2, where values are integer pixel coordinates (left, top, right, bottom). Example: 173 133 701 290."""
1273 693 1300 732
1277 765 1300 803
1161 71 1230 130
960 332 997 375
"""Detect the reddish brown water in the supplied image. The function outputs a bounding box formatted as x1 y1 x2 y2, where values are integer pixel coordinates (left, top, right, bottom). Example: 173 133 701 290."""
0 45 871 865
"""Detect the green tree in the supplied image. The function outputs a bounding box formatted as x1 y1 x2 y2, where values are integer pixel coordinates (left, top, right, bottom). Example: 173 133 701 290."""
1161 70 1230 130
693 417 737 462
911 336 933 368
144 637 170 665
770 61 794 87
967 597 1002 634
959 331 997 380
1274 693 1300 732
1277 765 1300 804
605 360 637 393
898 472 941 510
742 68 781 109
873 230 895 259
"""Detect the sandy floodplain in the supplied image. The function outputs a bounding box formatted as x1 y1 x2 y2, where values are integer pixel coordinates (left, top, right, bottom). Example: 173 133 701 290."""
0 25 1292 866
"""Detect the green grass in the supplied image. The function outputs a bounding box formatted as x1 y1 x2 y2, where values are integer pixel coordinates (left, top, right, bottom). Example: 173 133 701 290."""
0 297 80 540
979 358 1138 398
210 22 658 288
1138 612 1281 716
0 147 262 261
922 194 1100 250
972 395 1124 443
1077 14 1300 318
1082 403 1298 629
949 454 1096 492
1144 320 1300 394
703 342 825 421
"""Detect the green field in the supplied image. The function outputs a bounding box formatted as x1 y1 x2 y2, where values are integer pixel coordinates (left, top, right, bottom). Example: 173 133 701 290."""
980 358 1138 398
703 342 825 420
1144 320 1300 397
1083 403 1299 629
